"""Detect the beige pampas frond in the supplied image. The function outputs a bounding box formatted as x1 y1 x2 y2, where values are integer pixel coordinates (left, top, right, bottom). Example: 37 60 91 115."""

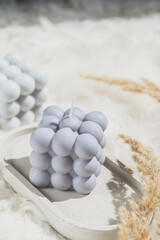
80 74 160 102
118 135 160 240
118 207 132 240
80 73 160 238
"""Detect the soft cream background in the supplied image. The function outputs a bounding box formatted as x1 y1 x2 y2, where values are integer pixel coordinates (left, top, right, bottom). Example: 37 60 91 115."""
0 1 160 239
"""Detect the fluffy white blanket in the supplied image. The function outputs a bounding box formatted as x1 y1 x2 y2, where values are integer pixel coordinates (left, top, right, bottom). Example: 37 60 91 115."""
0 2 160 239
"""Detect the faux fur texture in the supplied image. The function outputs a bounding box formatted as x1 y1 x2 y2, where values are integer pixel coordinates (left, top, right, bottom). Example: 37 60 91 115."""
0 2 160 239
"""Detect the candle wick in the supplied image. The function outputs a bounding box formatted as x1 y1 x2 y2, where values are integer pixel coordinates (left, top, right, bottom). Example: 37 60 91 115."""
69 96 75 118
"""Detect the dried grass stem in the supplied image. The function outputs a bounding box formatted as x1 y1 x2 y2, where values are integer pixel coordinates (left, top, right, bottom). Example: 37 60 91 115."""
81 74 160 102
118 135 160 240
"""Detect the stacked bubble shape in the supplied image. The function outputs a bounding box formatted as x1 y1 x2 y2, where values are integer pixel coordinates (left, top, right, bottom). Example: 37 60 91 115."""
29 105 108 194
0 52 48 130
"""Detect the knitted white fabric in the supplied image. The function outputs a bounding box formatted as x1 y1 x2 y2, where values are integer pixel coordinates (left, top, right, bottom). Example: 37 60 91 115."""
0 1 160 239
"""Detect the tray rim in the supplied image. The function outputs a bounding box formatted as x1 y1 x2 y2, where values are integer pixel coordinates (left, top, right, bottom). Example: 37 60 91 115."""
0 124 142 239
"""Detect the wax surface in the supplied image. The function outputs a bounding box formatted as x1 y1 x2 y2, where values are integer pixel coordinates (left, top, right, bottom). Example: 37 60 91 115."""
72 175 96 194
52 128 75 157
0 52 48 130
0 101 20 119
29 105 108 193
96 146 103 161
64 107 85 121
29 168 50 187
50 173 72 191
43 105 64 119
100 134 107 148
30 69 48 89
79 120 103 142
19 110 35 124
74 134 99 160
38 115 59 131
0 116 20 130
30 151 51 171
51 155 73 174
34 88 48 106
19 95 35 112
0 80 21 103
94 162 101 177
30 128 54 153
84 111 108 131
59 116 81 131
73 157 98 177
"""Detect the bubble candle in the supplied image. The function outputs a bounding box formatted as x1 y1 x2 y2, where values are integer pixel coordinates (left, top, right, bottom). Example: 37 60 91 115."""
29 98 108 194
0 52 48 130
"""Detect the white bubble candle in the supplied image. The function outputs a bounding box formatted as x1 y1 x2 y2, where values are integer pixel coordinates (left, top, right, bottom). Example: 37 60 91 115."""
0 52 48 130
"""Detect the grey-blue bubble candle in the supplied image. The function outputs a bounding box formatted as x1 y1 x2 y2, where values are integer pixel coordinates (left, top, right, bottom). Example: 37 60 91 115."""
29 100 108 194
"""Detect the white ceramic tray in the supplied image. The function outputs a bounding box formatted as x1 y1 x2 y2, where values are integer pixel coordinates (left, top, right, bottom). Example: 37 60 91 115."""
0 125 142 240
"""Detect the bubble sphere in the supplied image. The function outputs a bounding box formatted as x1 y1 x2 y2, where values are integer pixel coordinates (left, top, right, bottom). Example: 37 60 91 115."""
52 128 75 157
30 128 54 153
95 146 103 161
84 111 108 131
5 52 23 65
64 107 85 121
38 115 59 131
69 169 77 178
48 165 55 175
73 157 98 177
0 80 20 102
100 134 106 148
15 73 35 96
51 155 73 174
33 105 44 120
0 59 9 70
74 134 99 160
34 88 48 106
30 69 48 89
29 168 50 187
18 61 34 73
0 73 7 85
29 151 51 171
59 116 81 131
50 173 72 191
0 116 21 130
3 65 21 79
43 105 64 119
79 121 103 142
99 151 106 165
94 162 101 177
48 148 56 157
72 175 96 194
73 131 79 140
0 101 20 118
70 152 78 160
19 95 35 112
19 111 35 124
